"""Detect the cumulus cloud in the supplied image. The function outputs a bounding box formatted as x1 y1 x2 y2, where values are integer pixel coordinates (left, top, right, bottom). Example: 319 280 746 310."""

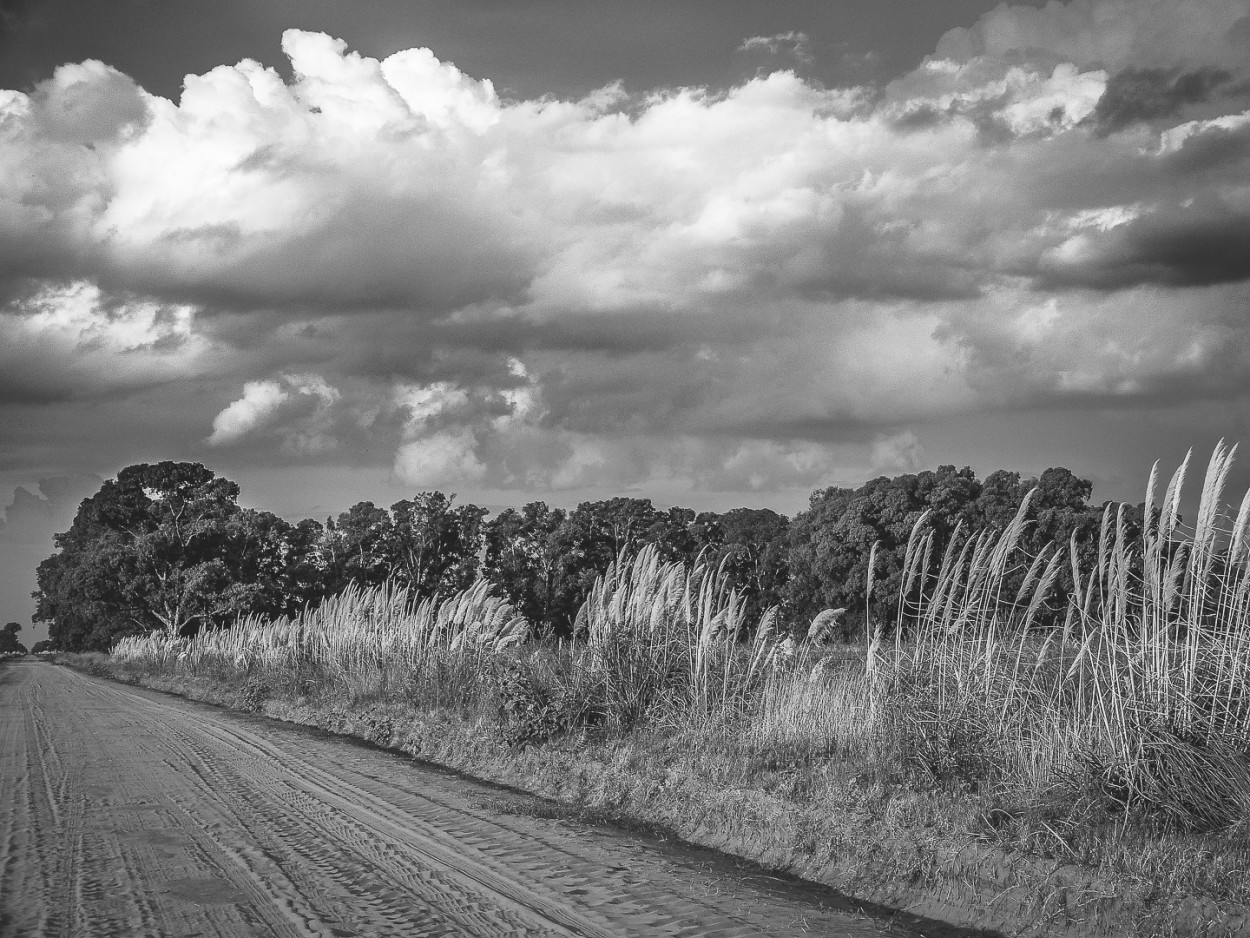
2 0 1250 500
207 380 290 446
207 372 344 453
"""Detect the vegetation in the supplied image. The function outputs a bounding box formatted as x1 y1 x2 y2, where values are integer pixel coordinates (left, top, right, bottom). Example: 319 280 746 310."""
36 459 1112 651
0 621 27 656
37 443 1250 933
84 445 1250 931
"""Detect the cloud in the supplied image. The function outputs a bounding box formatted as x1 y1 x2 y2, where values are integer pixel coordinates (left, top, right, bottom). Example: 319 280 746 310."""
871 431 926 475
1037 197 1250 289
3 0 1250 504
394 429 487 488
207 380 289 446
1088 66 1233 134
738 32 813 64
207 372 344 453
0 281 212 403
0 474 100 545
934 0 1249 73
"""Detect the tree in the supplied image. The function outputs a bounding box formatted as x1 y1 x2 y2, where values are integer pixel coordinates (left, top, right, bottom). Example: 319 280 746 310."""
0 622 27 655
320 501 393 593
709 508 790 625
483 498 714 636
483 502 568 631
34 462 315 651
785 466 984 637
387 492 487 599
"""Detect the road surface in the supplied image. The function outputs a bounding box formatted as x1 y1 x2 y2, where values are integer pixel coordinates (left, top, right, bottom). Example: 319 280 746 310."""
0 660 919 938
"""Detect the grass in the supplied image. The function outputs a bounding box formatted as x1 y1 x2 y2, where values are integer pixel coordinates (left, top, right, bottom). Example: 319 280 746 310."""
95 444 1250 936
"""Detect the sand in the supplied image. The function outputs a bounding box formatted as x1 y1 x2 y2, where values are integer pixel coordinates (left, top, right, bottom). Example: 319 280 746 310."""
0 660 912 938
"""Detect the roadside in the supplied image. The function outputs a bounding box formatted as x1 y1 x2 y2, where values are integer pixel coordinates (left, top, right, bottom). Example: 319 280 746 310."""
55 653 1250 938
0 658 924 938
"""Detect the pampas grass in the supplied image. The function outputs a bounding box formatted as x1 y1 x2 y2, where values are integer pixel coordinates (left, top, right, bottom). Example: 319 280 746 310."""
888 441 1250 833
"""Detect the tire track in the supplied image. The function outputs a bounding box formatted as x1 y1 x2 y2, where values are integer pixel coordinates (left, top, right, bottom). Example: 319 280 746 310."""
0 661 902 938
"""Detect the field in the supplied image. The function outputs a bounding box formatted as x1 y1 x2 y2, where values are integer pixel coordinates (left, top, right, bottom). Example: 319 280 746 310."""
93 446 1250 936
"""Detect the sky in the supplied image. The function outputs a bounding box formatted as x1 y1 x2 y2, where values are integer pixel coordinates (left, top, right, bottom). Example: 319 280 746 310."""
2 0 1250 642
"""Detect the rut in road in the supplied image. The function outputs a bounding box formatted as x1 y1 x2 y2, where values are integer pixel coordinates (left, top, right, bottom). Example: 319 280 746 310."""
0 661 910 938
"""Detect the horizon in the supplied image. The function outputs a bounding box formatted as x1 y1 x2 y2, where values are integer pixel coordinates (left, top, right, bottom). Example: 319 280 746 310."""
3 0 1250 644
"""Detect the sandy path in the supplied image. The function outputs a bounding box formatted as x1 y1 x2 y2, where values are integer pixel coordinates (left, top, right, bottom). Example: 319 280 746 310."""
0 661 907 938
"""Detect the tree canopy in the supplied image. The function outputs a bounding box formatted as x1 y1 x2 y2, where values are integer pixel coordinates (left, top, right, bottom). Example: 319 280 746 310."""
0 621 27 655
34 458 1112 650
35 462 314 650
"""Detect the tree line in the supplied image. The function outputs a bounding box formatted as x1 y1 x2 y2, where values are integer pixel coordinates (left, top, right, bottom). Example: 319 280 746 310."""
33 460 1128 652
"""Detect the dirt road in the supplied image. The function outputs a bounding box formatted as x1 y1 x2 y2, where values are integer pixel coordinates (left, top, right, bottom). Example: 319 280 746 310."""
0 660 916 938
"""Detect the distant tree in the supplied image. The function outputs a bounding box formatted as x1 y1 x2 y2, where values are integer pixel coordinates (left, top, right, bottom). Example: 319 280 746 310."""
320 501 393 593
388 492 488 599
483 502 568 631
30 640 54 655
785 466 983 637
482 498 713 636
0 621 26 655
709 508 790 624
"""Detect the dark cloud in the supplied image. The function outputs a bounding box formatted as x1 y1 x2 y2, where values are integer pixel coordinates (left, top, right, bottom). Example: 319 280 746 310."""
0 0 35 41
1038 202 1250 290
0 474 99 544
891 104 944 132
1088 67 1232 135
1162 120 1250 175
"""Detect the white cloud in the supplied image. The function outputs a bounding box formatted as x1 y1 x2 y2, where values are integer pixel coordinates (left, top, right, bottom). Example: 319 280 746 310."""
206 372 344 451
871 431 926 475
933 0 1249 72
207 380 289 446
394 429 487 488
0 281 212 400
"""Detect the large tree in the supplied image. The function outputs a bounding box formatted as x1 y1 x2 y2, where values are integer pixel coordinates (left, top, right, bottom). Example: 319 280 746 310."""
785 466 984 635
320 493 487 601
0 622 27 655
34 462 313 650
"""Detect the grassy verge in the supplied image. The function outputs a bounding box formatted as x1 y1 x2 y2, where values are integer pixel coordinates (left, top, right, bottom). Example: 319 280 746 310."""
60 645 1250 938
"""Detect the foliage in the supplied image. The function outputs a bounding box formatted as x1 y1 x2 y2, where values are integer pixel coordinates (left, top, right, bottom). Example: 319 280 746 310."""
482 497 717 636
34 462 316 650
94 442 1250 924
483 502 569 630
320 493 487 601
0 621 27 655
888 442 1250 833
784 463 1112 637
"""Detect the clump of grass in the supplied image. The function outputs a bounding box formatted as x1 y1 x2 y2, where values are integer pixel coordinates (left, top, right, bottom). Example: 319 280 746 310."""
572 544 781 730
112 578 529 718
888 441 1250 837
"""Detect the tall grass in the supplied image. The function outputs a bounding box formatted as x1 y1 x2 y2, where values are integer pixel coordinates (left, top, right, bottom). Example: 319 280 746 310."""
573 545 781 728
890 442 1250 832
112 579 528 712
